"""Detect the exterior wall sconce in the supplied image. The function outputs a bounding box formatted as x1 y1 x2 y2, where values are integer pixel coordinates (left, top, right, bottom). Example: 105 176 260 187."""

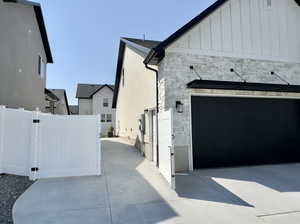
176 101 184 113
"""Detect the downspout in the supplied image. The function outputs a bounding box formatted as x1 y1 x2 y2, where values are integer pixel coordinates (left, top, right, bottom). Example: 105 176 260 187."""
144 63 160 168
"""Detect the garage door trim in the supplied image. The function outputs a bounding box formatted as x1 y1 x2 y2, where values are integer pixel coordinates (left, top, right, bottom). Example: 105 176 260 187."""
188 92 300 171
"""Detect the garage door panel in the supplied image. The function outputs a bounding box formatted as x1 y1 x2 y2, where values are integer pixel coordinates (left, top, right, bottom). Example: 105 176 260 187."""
192 96 300 169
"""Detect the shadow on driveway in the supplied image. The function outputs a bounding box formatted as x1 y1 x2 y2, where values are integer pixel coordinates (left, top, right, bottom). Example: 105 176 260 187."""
176 172 253 207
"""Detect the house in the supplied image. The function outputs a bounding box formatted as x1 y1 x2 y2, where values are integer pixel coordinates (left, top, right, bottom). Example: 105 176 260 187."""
45 89 70 115
0 0 53 111
76 84 115 135
112 38 159 152
114 0 300 172
69 105 79 115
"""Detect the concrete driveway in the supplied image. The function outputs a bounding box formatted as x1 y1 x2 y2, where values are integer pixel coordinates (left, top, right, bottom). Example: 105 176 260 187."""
13 138 300 224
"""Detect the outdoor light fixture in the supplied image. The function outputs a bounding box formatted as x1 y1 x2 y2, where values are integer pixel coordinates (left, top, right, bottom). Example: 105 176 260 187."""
230 68 247 82
189 65 203 80
176 101 184 113
270 71 290 85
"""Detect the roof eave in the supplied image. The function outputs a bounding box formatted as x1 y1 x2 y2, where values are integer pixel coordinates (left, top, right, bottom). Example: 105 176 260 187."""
90 84 114 98
112 41 126 109
121 38 151 55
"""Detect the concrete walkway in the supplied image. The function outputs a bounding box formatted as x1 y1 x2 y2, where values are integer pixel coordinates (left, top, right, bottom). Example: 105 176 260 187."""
13 138 300 224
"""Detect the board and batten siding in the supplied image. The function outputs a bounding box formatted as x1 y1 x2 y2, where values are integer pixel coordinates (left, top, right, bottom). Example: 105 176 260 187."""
168 0 300 63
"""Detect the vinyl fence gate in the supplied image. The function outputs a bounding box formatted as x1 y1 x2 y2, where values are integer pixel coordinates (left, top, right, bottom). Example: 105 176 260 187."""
0 106 101 180
158 109 175 189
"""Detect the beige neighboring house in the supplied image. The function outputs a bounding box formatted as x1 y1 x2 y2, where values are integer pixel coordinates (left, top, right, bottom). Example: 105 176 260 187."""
0 0 53 111
45 89 70 115
112 38 159 153
76 84 115 135
114 0 300 172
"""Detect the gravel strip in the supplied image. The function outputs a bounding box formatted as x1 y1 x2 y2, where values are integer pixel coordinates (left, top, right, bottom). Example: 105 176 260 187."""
0 174 33 224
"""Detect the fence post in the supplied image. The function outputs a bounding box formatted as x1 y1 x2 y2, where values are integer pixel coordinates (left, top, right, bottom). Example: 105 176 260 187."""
0 106 6 174
97 114 102 175
29 108 40 180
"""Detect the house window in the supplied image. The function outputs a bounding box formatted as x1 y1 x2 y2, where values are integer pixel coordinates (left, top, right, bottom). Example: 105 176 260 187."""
106 114 112 122
103 98 109 107
101 114 106 122
38 55 46 78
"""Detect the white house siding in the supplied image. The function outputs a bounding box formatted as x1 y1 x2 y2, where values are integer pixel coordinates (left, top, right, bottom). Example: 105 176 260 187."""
78 99 92 115
115 46 156 144
92 87 115 135
168 0 300 63
158 0 300 171
0 0 47 111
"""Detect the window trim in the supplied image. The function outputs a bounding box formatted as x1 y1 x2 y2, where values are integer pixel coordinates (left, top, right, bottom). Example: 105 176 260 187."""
106 114 112 122
38 55 46 78
101 114 106 122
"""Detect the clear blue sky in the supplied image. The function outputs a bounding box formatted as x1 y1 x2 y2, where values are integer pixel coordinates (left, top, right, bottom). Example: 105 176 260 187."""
37 0 216 105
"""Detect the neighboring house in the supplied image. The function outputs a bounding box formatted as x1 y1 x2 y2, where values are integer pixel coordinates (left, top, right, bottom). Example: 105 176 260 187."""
114 0 300 172
112 38 159 151
69 105 79 115
76 84 115 135
45 89 70 115
0 0 53 111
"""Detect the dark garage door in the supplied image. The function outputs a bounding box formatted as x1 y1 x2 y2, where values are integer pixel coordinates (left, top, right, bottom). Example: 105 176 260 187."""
191 96 300 169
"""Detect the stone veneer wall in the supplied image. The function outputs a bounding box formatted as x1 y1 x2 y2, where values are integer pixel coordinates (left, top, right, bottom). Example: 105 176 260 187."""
158 51 300 171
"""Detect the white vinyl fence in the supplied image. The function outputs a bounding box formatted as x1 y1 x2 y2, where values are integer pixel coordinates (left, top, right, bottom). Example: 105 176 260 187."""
0 106 101 180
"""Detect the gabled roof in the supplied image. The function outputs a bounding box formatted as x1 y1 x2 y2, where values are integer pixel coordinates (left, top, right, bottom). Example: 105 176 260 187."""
49 89 70 115
45 88 59 101
69 105 79 115
123 38 161 49
76 84 114 99
3 0 53 63
144 0 300 65
112 38 161 108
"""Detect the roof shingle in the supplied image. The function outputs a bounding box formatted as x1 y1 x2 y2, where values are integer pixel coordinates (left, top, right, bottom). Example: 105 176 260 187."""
76 84 114 99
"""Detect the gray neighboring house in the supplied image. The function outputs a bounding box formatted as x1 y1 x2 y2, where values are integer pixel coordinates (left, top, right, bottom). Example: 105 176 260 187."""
0 0 53 111
76 84 115 135
69 105 79 115
45 89 70 115
114 0 300 172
